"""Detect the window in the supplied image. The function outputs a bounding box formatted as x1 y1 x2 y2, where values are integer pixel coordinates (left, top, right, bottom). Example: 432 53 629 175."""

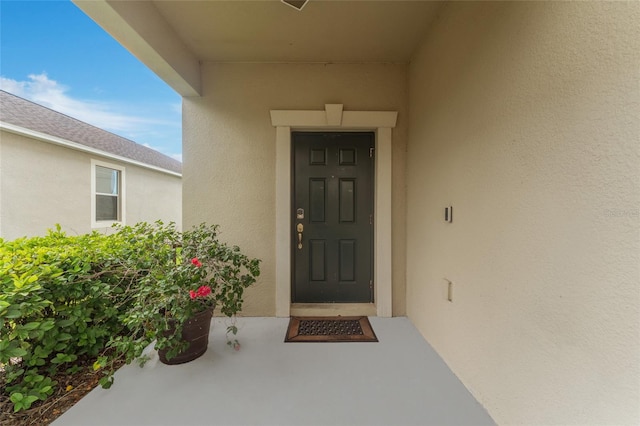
92 160 125 226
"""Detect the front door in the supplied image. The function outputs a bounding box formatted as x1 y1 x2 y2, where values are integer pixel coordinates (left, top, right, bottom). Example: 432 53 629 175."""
292 132 374 303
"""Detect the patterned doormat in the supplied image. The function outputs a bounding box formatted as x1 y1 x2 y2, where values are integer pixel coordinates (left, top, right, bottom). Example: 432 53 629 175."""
284 316 378 342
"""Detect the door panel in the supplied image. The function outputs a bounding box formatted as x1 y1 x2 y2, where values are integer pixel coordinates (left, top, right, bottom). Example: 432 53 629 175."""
292 132 374 303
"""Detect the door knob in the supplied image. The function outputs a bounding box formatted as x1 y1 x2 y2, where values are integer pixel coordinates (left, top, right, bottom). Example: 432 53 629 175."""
296 223 304 249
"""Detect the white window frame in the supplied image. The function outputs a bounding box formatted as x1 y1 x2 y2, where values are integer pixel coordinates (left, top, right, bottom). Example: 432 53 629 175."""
91 159 126 228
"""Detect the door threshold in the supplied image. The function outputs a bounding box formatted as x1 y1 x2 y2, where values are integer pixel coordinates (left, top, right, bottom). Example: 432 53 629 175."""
290 303 377 317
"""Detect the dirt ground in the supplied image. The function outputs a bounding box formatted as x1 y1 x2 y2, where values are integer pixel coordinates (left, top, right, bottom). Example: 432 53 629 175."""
0 359 124 426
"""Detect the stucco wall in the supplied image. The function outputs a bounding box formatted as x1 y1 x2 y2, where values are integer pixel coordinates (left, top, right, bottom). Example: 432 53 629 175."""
0 130 182 240
406 2 640 424
125 164 182 228
183 62 408 316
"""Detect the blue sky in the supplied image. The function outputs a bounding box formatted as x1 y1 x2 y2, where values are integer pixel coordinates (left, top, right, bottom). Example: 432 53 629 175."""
0 0 183 161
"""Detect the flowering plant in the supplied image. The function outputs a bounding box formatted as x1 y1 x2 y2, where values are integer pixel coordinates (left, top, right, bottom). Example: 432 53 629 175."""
171 256 215 314
96 222 260 387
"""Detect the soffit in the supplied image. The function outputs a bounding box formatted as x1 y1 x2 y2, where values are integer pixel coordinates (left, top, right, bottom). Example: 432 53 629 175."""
151 0 443 63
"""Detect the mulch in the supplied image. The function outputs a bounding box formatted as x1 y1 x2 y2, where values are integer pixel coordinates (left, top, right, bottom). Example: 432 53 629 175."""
0 357 125 426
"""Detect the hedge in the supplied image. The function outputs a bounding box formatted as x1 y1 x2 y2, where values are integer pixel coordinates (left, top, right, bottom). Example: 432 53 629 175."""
0 224 155 412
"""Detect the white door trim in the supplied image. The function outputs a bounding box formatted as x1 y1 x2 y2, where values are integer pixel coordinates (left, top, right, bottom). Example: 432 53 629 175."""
271 104 397 318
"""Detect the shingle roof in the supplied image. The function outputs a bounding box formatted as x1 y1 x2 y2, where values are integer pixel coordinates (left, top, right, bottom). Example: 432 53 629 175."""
0 90 182 174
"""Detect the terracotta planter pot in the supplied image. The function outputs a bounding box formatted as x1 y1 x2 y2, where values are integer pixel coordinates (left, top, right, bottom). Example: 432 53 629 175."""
158 307 213 365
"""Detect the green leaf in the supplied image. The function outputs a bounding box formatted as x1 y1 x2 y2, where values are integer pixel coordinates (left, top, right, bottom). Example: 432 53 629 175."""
39 320 55 331
57 319 75 328
5 347 28 358
10 393 24 404
99 376 114 389
24 374 44 383
10 392 39 412
57 333 72 341
22 322 41 331
4 306 23 319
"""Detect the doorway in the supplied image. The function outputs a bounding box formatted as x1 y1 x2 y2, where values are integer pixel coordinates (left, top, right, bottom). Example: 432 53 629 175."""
292 132 374 303
270 104 396 317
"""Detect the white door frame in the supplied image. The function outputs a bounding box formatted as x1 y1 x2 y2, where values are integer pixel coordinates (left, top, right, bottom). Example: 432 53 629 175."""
271 104 397 317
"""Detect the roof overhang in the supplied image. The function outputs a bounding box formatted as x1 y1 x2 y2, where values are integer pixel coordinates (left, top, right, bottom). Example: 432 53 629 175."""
0 121 182 178
73 0 202 96
73 0 443 97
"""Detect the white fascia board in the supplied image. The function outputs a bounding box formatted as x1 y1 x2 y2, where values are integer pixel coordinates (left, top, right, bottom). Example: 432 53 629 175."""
0 121 182 178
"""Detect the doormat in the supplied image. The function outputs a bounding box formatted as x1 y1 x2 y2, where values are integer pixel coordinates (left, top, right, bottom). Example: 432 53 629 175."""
284 316 378 342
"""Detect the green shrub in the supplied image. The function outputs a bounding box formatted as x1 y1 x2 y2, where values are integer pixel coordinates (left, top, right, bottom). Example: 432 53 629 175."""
95 222 260 387
1 221 260 412
0 226 141 412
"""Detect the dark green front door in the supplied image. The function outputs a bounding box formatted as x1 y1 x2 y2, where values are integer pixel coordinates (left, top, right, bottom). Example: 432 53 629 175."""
292 132 374 303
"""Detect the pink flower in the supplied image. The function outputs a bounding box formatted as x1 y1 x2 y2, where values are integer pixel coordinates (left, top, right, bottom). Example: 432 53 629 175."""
191 258 202 267
196 285 211 297
189 286 212 300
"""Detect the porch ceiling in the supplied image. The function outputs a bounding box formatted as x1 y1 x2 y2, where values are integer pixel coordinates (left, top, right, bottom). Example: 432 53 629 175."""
152 0 442 63
73 0 443 96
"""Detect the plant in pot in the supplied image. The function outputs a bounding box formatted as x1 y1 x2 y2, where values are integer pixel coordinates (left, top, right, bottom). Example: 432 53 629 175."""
95 222 260 388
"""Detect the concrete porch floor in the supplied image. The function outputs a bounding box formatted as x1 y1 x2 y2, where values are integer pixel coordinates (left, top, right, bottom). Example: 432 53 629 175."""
53 317 494 426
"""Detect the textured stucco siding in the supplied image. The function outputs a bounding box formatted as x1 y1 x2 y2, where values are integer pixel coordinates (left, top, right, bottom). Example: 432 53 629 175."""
406 2 640 424
124 165 182 229
0 130 182 240
183 63 408 317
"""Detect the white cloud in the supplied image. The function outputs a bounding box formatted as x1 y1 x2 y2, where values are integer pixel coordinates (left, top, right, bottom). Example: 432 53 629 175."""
1 73 148 132
1 73 182 160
